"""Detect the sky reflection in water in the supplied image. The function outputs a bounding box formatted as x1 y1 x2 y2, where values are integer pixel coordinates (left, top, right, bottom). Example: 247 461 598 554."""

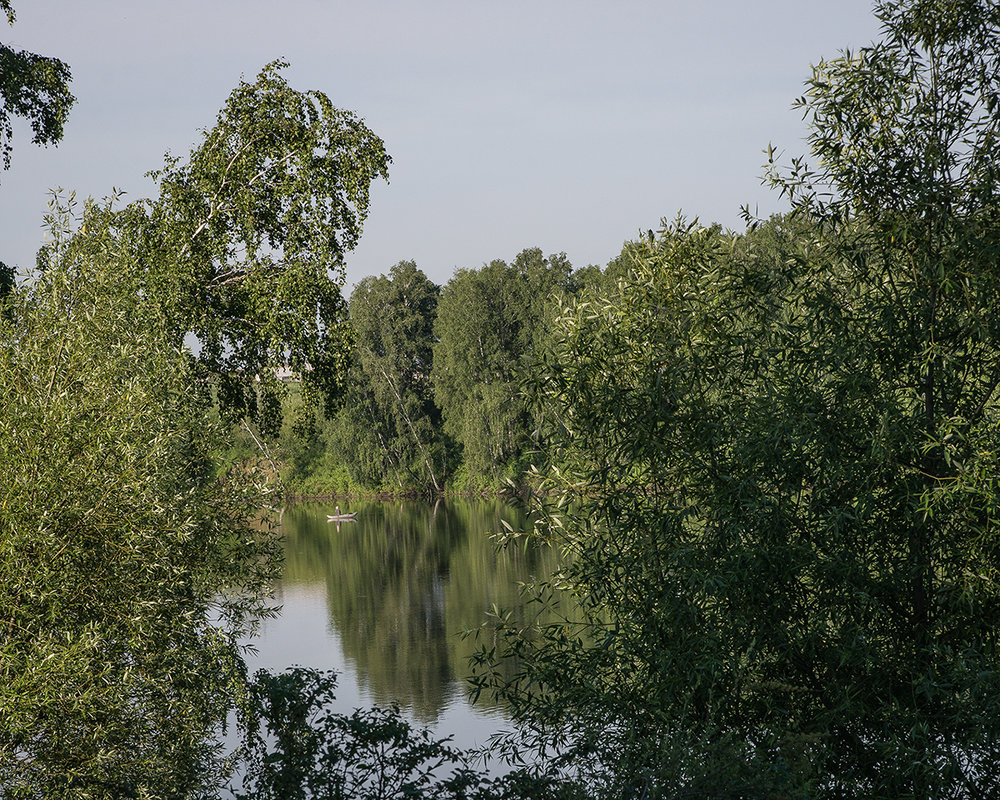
245 499 563 750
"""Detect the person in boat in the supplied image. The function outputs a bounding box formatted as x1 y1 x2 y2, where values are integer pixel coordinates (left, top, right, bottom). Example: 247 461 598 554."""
328 505 357 520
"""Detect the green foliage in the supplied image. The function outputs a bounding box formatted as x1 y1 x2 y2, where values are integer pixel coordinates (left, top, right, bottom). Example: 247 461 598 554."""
277 391 362 497
0 258 12 305
233 667 588 800
478 2 1000 797
278 250 606 496
774 0 1000 229
0 2 75 179
234 668 468 800
0 209 278 797
432 249 574 481
63 60 389 435
0 56 391 790
345 261 450 493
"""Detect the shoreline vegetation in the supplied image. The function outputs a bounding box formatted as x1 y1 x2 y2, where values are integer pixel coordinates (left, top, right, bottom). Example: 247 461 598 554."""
216 250 620 503
257 252 611 502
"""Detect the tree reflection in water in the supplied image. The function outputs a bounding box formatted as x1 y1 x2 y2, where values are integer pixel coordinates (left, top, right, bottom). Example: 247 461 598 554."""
273 499 564 724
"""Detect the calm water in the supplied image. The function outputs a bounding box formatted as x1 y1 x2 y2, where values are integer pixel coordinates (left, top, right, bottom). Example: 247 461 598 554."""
245 498 561 749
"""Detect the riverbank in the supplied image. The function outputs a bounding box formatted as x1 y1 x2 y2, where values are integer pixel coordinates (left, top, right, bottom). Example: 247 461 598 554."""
276 453 538 503
282 481 535 504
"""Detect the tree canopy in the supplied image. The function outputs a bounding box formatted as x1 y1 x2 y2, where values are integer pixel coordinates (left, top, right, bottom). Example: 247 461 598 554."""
0 206 278 798
477 2 1000 797
0 1 74 179
431 249 574 482
346 261 448 492
63 60 390 435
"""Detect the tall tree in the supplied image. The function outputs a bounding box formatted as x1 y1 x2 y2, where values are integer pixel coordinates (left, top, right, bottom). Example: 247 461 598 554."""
0 205 277 798
0 1 74 181
431 248 572 482
63 60 389 436
482 2 1000 797
347 261 448 493
0 59 387 794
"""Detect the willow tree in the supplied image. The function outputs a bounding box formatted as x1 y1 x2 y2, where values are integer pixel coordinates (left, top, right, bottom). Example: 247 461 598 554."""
0 208 278 798
482 2 1000 798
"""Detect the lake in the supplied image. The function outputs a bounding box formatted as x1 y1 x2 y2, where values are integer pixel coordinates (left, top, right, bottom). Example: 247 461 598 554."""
244 498 561 752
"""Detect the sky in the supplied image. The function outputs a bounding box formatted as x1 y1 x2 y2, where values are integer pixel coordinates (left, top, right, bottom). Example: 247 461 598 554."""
0 1 884 290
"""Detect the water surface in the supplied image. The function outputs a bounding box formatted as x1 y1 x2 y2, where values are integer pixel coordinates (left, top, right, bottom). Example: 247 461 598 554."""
246 498 561 748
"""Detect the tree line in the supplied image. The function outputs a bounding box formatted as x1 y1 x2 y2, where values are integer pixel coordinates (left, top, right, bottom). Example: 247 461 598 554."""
276 250 608 496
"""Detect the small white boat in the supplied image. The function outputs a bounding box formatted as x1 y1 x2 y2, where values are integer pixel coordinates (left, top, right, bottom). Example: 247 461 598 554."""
327 505 358 522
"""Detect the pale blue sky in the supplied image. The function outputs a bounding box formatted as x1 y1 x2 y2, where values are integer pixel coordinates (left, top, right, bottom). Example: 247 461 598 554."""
1 1 882 288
